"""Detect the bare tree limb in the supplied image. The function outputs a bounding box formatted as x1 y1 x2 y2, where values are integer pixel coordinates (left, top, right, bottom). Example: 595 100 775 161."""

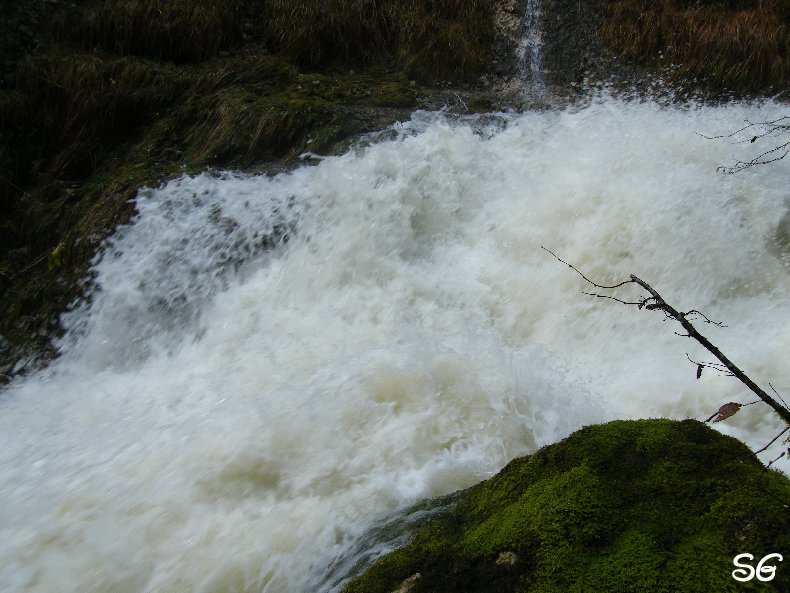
541 247 633 290
697 115 789 174
769 383 790 411
754 426 790 456
544 247 790 426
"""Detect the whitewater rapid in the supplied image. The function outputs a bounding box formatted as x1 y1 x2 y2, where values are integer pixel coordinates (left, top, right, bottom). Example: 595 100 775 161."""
1 98 788 593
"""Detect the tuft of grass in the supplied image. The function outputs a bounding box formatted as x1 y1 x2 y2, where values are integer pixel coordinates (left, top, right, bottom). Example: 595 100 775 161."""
44 0 493 82
600 0 789 92
188 90 329 162
262 0 397 68
397 0 492 83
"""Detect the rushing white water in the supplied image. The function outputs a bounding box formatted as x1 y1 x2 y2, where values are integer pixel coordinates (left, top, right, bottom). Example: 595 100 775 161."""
1 97 789 593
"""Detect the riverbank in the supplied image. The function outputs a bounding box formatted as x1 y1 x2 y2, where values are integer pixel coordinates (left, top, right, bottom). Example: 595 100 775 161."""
1 0 501 379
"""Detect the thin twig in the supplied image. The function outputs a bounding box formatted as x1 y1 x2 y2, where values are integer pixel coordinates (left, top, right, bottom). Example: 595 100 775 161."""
754 426 790 456
769 383 789 411
541 246 633 290
581 291 644 306
686 354 734 378
767 450 787 470
683 309 726 327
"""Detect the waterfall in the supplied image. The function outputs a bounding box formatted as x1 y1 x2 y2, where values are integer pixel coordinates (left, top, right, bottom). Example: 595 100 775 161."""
518 0 549 98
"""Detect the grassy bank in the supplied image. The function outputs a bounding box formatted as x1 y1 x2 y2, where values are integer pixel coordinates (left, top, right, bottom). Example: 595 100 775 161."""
0 0 494 377
599 0 789 93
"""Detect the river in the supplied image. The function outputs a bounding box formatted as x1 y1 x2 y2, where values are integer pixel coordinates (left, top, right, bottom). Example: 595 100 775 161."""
1 97 788 592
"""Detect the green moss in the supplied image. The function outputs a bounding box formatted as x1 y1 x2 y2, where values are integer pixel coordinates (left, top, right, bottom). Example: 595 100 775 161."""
342 420 790 593
370 81 417 108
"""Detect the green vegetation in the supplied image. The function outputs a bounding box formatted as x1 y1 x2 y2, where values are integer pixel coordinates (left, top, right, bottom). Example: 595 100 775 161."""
342 420 790 593
0 0 493 377
599 0 789 93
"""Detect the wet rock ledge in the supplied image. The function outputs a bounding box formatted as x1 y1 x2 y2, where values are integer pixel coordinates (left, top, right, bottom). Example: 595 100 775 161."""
340 419 790 593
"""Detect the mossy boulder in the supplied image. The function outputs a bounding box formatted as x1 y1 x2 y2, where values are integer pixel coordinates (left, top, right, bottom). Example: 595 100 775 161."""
342 419 790 593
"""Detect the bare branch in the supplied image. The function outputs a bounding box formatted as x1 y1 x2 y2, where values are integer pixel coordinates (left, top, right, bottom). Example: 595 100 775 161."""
581 291 644 306
543 248 790 426
686 354 734 378
768 383 789 411
683 310 726 327
754 426 790 456
540 246 633 290
767 450 787 470
717 141 789 174
697 115 789 141
699 115 790 174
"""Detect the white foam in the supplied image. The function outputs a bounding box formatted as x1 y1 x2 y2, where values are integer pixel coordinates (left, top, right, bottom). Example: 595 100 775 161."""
1 97 788 592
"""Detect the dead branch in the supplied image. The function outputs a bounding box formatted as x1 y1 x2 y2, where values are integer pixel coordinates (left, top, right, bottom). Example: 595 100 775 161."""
544 247 790 426
686 354 733 378
698 115 789 174
767 450 787 470
754 426 790 456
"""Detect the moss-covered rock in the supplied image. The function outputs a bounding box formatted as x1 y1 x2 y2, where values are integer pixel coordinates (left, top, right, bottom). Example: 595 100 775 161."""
342 419 790 593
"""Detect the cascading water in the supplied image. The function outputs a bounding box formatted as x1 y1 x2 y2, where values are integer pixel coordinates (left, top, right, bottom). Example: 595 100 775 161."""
518 0 548 98
1 99 788 593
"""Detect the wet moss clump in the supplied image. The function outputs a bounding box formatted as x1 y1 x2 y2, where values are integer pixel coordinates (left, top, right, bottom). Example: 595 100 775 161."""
342 419 790 593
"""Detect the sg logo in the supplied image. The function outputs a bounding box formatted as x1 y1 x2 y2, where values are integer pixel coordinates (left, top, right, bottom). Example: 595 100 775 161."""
732 553 783 582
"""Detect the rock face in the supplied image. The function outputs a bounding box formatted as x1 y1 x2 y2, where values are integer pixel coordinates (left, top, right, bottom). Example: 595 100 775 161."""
341 419 790 593
541 0 613 89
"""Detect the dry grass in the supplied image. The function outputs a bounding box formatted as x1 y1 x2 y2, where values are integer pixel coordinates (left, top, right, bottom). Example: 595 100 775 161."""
47 0 493 80
261 0 397 67
188 89 321 162
397 0 492 82
260 0 492 79
600 0 788 92
15 52 188 179
49 0 239 63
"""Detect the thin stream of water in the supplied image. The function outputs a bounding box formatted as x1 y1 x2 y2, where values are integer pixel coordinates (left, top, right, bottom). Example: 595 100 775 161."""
519 0 548 98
